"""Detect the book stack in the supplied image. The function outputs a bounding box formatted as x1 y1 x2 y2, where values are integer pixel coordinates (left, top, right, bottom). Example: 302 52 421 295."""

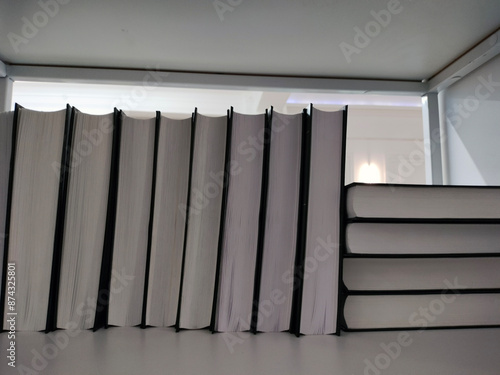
341 183 500 330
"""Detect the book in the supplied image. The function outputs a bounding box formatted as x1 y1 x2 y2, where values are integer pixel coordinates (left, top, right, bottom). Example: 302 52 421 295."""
297 106 346 335
344 257 500 291
145 115 192 327
344 294 500 329
3 107 67 331
57 110 114 330
0 112 13 236
256 111 303 333
107 113 156 327
177 113 227 330
346 183 500 219
0 111 13 307
213 111 266 332
346 223 500 254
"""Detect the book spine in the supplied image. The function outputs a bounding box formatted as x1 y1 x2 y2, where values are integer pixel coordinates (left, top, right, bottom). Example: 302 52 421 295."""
250 107 272 334
45 104 74 333
336 106 349 336
94 108 122 331
140 111 161 329
289 107 311 336
210 108 232 333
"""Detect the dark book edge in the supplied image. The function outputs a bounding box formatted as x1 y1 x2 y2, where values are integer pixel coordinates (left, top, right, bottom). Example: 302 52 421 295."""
93 108 122 331
342 324 500 333
347 217 500 224
210 108 232 333
175 108 197 332
345 182 500 189
140 111 161 329
250 108 272 334
343 252 500 259
289 105 312 337
346 288 500 296
336 105 349 336
338 282 349 331
46 104 74 333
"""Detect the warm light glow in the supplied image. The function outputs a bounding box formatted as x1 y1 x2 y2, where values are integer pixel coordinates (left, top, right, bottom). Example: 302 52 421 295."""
358 163 381 183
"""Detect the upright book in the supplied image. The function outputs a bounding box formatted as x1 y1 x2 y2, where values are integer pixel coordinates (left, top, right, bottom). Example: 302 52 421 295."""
57 109 115 330
177 112 227 330
145 115 192 327
107 113 156 327
295 106 347 335
3 107 67 331
213 111 266 332
256 111 303 333
0 112 13 256
0 111 14 329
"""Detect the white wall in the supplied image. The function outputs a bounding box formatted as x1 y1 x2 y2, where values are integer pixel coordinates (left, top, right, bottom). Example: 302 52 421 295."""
11 82 426 185
345 106 425 185
440 53 500 185
0 77 12 112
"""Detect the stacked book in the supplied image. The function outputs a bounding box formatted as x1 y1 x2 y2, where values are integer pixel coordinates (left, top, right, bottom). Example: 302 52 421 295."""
341 183 500 330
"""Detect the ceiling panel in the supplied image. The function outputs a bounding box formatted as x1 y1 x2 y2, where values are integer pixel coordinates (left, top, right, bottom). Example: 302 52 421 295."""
0 0 499 81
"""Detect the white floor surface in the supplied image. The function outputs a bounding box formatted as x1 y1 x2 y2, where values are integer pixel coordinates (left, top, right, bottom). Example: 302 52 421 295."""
1 327 499 375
